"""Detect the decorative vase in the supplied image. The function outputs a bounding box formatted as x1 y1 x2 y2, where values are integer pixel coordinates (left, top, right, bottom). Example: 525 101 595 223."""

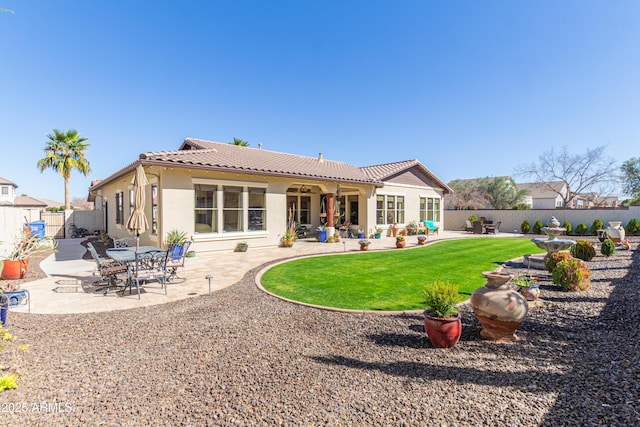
519 285 540 301
606 222 625 243
1 259 29 280
396 240 406 248
317 230 327 242
2 290 27 307
360 245 369 251
423 312 462 348
374 233 381 239
470 271 528 341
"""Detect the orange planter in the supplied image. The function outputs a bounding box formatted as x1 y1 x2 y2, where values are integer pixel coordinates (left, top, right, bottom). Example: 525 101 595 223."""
1 259 28 280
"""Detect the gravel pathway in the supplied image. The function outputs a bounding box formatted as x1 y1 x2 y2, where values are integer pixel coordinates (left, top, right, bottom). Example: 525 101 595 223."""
2 238 639 426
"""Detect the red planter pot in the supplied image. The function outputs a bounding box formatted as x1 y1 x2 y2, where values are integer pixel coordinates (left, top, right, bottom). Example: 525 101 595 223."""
1 259 29 280
423 312 462 348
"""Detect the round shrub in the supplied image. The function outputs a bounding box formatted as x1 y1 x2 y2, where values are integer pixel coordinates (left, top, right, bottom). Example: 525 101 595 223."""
601 239 616 257
575 223 588 236
533 220 544 234
590 219 604 235
520 220 530 234
562 221 573 235
546 251 573 273
552 258 591 291
571 240 595 261
468 215 478 223
625 218 640 235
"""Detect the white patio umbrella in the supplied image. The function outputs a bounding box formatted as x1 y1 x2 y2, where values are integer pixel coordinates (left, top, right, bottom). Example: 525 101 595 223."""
126 164 150 250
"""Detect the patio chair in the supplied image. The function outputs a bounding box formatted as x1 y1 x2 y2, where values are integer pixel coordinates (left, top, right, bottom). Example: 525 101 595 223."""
338 222 351 238
87 242 128 294
124 249 169 299
423 220 439 235
166 240 191 283
485 221 501 234
114 237 136 248
465 220 474 233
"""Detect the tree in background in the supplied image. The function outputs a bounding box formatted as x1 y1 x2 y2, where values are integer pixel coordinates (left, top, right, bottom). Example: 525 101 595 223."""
479 177 529 209
514 145 617 208
37 129 91 210
445 179 487 210
229 137 249 146
620 158 640 206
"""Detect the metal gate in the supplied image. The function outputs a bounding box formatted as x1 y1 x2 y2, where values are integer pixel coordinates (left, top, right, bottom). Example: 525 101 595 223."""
40 211 65 238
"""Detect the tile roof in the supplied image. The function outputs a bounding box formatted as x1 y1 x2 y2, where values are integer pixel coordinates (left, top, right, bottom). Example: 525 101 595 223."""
137 138 382 186
360 160 452 193
0 196 47 207
0 177 18 187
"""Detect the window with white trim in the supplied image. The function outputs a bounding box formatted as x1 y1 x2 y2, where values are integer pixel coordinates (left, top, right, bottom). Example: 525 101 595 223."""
151 184 158 234
420 197 441 222
376 195 404 225
194 183 267 233
115 192 124 225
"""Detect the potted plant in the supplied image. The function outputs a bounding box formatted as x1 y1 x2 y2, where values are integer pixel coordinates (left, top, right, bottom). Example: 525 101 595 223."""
395 235 406 248
374 228 382 239
316 225 327 243
185 250 196 258
333 230 340 243
358 239 371 251
513 275 540 301
423 281 462 348
357 227 365 239
1 229 52 280
234 241 248 252
165 229 188 261
417 235 428 245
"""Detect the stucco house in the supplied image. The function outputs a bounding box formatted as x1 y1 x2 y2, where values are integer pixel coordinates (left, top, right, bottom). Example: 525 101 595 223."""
0 177 47 256
88 138 451 252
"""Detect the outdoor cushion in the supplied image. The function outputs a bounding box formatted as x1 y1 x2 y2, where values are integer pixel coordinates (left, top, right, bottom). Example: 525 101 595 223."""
423 220 439 232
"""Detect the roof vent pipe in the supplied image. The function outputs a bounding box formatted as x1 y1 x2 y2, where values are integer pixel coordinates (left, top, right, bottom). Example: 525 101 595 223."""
318 152 323 162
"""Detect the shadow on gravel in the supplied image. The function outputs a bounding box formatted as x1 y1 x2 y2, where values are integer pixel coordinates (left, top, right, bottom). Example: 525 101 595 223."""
540 247 640 426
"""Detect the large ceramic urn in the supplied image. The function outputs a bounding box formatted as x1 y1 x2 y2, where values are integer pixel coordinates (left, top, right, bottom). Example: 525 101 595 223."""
606 221 626 243
470 271 528 342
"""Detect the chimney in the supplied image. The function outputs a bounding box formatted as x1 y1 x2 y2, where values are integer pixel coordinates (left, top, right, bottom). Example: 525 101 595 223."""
318 152 323 162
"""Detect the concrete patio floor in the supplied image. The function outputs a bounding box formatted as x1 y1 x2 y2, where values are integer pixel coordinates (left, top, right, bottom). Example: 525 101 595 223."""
12 230 511 314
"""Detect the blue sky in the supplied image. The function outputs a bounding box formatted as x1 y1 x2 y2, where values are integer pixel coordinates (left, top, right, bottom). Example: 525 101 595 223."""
1 1 638 203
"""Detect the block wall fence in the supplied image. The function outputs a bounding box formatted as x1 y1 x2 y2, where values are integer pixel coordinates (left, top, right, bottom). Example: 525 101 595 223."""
443 207 640 234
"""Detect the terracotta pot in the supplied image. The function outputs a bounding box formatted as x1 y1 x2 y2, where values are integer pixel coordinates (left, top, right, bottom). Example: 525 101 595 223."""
282 240 294 248
396 240 406 248
423 312 462 348
360 245 369 251
417 239 427 245
1 259 28 280
471 271 528 342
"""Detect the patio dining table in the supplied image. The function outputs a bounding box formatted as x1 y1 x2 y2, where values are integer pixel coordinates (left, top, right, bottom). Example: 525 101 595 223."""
106 246 164 263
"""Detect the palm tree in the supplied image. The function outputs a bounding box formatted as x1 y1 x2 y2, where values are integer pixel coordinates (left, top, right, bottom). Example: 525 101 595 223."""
229 137 249 146
37 129 91 210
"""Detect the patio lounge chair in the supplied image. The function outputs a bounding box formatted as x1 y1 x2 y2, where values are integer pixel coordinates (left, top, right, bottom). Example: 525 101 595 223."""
166 240 191 283
423 220 439 235
87 242 128 294
465 220 474 232
485 221 501 234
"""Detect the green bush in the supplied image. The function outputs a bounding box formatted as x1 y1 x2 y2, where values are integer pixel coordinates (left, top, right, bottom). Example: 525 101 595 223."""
532 220 544 234
512 203 530 210
546 251 573 273
571 240 595 261
552 258 591 291
423 281 459 318
562 221 573 235
468 215 478 223
520 220 530 234
590 219 604 235
575 223 588 236
601 239 616 257
625 218 640 235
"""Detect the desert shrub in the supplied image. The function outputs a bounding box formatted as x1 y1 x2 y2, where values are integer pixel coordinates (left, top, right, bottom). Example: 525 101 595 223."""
571 240 595 261
562 221 573 235
520 220 530 234
625 218 640 235
546 251 573 273
575 223 588 236
552 258 591 291
423 281 459 318
532 220 544 234
590 219 604 235
601 239 616 257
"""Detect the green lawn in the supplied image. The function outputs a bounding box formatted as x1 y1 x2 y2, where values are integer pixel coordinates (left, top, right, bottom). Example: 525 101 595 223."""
261 238 545 311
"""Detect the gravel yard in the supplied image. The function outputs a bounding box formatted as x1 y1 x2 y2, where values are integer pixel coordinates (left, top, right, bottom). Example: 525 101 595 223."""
2 237 639 426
